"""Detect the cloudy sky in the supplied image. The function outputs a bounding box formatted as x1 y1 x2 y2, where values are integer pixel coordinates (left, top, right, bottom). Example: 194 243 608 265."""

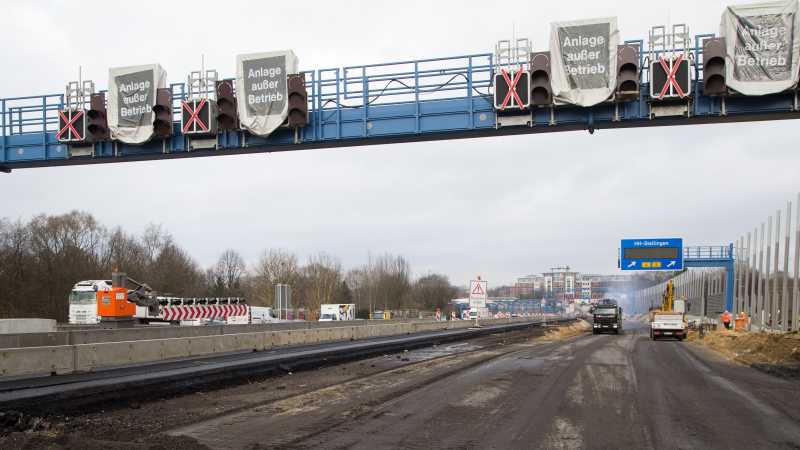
1 0 797 286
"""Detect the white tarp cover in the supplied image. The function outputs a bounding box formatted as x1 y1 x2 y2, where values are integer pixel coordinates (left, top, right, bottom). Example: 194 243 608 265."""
107 64 167 144
720 0 800 95
236 50 298 136
549 17 619 107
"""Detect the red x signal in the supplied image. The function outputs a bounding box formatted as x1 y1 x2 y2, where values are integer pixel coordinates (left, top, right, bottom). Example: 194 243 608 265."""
657 54 686 100
182 98 209 133
499 69 525 110
57 110 84 140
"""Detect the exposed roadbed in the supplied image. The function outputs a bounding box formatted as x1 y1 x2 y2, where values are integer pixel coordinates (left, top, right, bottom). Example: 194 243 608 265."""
3 321 799 449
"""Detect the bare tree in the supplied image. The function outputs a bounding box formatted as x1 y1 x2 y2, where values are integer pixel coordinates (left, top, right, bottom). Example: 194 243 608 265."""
301 253 342 318
249 249 300 307
346 253 411 316
209 249 247 296
412 273 458 311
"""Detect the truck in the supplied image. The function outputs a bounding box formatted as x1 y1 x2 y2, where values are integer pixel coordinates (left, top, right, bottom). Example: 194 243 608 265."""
68 273 249 326
319 304 355 321
650 311 688 340
591 299 623 334
649 280 688 341
68 280 112 324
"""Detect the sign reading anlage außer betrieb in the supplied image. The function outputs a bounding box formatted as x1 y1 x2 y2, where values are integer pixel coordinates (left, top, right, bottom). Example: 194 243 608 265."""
549 17 619 107
107 64 167 145
236 50 298 137
721 0 800 95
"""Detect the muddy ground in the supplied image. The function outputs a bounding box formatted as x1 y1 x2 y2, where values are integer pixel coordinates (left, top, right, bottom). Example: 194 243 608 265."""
0 326 555 449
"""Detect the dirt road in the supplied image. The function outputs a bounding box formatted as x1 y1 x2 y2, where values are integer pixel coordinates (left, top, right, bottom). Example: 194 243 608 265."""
3 321 799 449
170 321 800 450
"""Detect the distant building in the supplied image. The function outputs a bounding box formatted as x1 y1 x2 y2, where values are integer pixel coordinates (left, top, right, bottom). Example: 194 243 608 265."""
512 268 631 303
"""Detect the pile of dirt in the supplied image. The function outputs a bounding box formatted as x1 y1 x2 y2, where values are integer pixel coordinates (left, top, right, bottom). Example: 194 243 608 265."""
542 320 591 341
690 329 800 377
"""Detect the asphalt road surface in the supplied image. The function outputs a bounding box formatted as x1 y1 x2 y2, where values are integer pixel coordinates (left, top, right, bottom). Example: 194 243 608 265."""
169 321 800 450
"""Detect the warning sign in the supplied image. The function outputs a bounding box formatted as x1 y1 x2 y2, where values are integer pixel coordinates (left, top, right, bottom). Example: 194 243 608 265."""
469 279 488 309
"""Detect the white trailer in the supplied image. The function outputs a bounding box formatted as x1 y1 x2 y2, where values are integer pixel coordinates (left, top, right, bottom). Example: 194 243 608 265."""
319 304 355 321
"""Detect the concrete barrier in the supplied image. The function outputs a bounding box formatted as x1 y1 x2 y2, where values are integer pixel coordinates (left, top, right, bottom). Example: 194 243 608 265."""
0 319 57 334
0 319 439 349
0 333 69 349
0 346 74 376
0 317 553 377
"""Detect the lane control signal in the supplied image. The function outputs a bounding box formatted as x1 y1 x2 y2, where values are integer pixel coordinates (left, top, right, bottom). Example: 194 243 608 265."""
87 93 110 141
182 98 217 135
703 38 727 96
616 44 640 100
57 109 85 143
530 51 552 106
650 55 691 100
216 80 239 130
494 69 530 111
287 73 309 128
152 88 173 138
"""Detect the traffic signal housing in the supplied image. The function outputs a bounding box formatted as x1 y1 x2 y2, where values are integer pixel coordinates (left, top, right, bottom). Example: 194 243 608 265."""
493 69 530 111
181 98 217 135
703 38 727 96
530 52 552 106
152 88 173 138
57 108 86 143
616 44 640 100
287 73 308 128
86 93 109 142
216 80 239 130
650 55 691 100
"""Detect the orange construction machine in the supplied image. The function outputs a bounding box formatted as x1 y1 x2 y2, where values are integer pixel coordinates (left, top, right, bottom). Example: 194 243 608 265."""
96 271 159 325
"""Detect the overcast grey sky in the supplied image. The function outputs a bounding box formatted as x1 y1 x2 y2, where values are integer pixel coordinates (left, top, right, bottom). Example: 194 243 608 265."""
1 0 797 286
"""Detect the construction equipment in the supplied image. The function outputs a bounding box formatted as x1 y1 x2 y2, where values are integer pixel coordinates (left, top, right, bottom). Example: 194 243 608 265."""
91 271 248 326
650 279 687 341
661 279 674 312
96 272 158 325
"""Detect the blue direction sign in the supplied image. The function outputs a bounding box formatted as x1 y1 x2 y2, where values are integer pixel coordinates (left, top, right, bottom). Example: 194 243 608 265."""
620 238 683 271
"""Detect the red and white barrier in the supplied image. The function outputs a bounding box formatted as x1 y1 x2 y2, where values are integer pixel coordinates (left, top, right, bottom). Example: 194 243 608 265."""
162 304 248 321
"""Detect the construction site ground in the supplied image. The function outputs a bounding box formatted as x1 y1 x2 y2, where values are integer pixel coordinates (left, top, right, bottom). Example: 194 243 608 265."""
2 320 800 449
0 326 554 449
688 328 800 378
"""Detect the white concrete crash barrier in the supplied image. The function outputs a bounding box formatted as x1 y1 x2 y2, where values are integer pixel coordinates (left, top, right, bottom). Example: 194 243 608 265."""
0 345 75 376
0 319 57 334
0 317 538 377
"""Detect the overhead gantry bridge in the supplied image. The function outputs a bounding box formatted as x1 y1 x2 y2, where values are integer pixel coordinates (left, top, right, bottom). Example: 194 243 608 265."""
2 32 800 172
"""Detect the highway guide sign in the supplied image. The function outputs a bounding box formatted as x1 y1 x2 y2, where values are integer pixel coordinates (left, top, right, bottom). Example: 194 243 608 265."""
620 238 683 271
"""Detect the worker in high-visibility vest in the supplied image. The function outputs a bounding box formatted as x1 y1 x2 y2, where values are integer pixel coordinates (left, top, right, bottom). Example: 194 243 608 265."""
721 310 733 330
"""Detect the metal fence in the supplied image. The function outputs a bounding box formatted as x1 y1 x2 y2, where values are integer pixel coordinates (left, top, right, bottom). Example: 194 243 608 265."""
632 268 727 319
734 193 799 332
632 192 800 332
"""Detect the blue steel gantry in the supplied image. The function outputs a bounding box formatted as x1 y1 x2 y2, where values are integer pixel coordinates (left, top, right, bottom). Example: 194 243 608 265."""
2 35 800 172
